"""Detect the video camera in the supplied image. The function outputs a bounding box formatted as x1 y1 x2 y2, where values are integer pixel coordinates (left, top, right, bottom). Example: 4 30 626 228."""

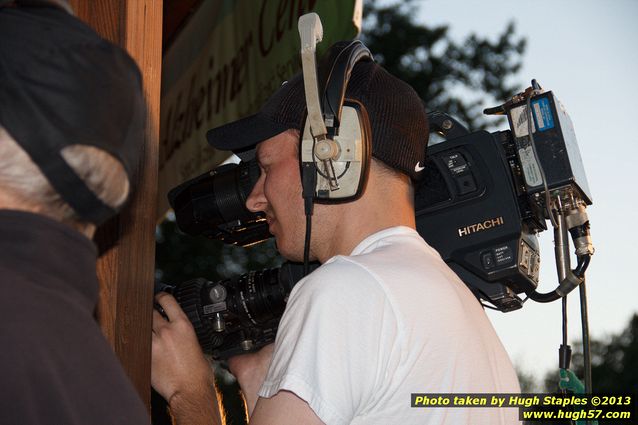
165 80 593 359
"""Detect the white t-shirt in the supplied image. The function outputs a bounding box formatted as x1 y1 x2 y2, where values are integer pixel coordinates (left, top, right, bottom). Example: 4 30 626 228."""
259 226 520 425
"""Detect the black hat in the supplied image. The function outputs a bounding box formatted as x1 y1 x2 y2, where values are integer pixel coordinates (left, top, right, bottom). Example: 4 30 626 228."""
0 5 145 224
207 49 429 180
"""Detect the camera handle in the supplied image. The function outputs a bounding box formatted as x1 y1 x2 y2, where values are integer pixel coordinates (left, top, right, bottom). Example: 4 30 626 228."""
427 111 470 140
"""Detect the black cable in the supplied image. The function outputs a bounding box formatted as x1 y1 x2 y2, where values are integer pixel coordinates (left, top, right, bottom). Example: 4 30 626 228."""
574 255 590 278
559 297 574 425
301 163 317 277
527 288 561 303
579 276 593 393
527 255 590 303
559 295 571 371
562 297 568 350
303 211 312 275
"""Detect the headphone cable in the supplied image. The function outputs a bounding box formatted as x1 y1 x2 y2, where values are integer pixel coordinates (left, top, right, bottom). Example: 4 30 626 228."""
301 162 317 275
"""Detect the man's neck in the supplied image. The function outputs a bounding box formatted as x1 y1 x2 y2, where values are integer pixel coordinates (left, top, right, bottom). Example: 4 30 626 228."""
327 207 414 261
312 193 416 263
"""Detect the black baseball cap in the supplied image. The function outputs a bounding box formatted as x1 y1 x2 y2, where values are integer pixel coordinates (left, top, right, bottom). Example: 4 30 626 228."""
0 4 145 225
206 43 429 180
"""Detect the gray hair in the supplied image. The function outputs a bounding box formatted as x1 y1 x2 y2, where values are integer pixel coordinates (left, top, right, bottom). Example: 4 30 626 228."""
0 125 129 230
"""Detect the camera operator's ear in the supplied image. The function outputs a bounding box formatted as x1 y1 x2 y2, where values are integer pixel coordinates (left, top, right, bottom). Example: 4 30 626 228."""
299 40 373 204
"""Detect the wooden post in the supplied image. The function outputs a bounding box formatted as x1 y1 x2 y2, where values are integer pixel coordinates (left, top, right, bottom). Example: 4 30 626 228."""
69 0 163 410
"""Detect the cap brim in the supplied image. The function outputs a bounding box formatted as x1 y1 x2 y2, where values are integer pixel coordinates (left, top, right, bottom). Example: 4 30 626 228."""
206 113 290 152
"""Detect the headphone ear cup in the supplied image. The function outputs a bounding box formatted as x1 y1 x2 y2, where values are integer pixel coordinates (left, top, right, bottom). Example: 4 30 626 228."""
299 40 374 204
337 101 372 200
299 101 371 203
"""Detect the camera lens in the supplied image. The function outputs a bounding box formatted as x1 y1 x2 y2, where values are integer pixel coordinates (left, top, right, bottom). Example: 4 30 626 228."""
226 267 290 325
168 160 262 238
172 262 314 356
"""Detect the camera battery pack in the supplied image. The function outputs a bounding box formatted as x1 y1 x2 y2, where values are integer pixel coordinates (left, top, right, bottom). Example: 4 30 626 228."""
507 92 592 204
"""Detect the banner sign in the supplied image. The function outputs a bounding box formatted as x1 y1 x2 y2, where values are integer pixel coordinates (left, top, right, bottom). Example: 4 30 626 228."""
158 0 361 217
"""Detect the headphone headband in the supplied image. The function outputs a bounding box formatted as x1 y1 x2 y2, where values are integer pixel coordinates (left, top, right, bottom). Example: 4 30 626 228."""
319 41 373 137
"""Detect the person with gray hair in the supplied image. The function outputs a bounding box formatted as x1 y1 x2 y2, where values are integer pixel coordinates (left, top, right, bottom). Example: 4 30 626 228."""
0 1 149 424
0 129 130 237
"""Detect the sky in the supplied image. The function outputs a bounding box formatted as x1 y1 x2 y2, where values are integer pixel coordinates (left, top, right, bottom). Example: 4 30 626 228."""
411 0 638 384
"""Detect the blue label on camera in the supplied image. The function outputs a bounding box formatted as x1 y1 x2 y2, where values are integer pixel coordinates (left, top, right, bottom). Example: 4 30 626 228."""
531 97 554 132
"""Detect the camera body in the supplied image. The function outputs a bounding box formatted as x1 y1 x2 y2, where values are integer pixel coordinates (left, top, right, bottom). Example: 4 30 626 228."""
416 129 543 311
167 85 592 355
415 90 591 311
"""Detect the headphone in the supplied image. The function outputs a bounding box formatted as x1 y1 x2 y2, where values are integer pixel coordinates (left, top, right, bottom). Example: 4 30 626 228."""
297 14 374 271
298 14 374 205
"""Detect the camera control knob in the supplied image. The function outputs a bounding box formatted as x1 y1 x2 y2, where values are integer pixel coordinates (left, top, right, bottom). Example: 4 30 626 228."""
173 278 219 354
209 284 227 303
212 312 225 332
240 339 255 351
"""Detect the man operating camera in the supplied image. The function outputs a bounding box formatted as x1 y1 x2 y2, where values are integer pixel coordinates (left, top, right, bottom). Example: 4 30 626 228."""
152 43 521 425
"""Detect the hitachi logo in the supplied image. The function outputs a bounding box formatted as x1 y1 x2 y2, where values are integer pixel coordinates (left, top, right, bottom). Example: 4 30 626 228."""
458 217 504 237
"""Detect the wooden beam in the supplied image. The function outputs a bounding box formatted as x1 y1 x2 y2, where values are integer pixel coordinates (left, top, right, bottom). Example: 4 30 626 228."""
69 0 163 410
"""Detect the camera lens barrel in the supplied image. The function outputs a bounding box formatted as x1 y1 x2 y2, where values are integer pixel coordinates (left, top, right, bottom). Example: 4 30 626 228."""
212 160 261 224
172 266 291 355
227 268 290 324
172 262 315 357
